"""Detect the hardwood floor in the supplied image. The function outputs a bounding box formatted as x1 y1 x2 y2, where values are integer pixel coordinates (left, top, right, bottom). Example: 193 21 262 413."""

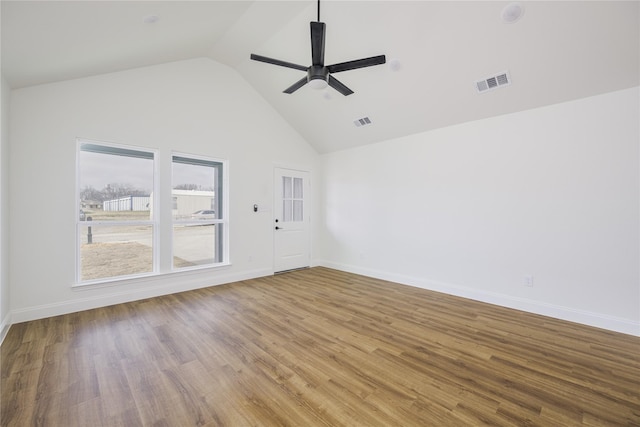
2 267 639 426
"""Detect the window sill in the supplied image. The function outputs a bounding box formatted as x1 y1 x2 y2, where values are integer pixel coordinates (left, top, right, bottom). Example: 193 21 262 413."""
72 262 232 291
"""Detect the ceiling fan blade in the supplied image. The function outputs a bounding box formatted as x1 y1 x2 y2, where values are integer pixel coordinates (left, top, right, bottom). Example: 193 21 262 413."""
327 55 386 74
310 22 326 66
283 76 309 94
328 75 354 96
250 54 308 72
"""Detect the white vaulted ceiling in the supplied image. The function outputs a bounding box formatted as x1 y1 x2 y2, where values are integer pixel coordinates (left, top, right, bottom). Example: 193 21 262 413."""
2 1 638 153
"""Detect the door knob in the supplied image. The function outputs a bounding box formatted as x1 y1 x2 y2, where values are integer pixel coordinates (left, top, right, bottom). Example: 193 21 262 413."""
275 226 282 230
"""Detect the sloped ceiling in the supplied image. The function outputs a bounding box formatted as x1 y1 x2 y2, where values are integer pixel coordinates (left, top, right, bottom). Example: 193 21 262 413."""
2 1 638 153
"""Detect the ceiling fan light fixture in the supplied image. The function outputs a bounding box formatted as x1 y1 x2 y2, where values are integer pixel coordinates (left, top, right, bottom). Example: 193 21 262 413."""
308 76 328 90
501 2 524 24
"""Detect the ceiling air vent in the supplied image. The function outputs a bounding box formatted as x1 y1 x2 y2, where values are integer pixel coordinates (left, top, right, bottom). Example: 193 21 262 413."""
475 71 511 93
354 116 372 127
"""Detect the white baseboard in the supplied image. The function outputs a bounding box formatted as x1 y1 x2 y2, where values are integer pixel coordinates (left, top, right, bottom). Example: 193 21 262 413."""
7 262 639 338
0 311 11 345
317 260 640 337
10 267 273 325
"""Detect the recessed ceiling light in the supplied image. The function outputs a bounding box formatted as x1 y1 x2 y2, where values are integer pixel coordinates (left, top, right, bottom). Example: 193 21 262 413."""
501 3 524 24
143 15 159 24
388 59 402 72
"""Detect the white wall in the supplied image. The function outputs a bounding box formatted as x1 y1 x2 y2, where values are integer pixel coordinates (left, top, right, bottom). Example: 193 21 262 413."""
1 75 10 341
9 58 318 322
6 56 638 336
319 87 640 336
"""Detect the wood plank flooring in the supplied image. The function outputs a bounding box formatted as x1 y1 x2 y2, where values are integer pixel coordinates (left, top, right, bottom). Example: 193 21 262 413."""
2 267 639 426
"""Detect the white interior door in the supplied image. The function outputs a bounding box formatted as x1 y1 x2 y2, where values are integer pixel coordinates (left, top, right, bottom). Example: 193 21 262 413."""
274 168 310 273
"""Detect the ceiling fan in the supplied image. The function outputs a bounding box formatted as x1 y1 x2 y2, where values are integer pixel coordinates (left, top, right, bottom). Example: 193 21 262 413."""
250 0 386 96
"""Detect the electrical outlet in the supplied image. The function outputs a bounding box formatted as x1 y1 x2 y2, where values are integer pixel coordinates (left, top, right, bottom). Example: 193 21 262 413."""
524 275 534 287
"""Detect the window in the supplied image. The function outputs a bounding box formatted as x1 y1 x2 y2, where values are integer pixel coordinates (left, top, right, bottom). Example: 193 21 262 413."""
77 141 157 282
282 176 304 222
172 154 226 269
76 141 228 284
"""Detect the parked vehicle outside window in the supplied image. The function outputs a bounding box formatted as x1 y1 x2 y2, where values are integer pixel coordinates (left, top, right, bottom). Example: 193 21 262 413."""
190 209 216 220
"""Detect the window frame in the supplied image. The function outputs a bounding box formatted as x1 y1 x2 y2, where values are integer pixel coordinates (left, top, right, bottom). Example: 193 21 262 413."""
74 141 230 287
171 151 229 271
75 138 159 285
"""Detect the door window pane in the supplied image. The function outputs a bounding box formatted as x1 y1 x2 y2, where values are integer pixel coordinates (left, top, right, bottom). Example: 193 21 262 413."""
283 176 292 198
281 175 303 223
283 200 292 222
293 177 303 198
293 200 303 221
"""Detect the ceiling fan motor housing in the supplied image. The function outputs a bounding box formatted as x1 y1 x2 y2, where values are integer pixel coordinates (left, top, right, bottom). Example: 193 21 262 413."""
308 65 329 83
